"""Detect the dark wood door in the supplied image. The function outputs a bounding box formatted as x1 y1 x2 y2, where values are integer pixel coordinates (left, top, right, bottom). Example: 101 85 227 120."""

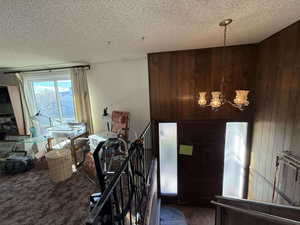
178 120 226 205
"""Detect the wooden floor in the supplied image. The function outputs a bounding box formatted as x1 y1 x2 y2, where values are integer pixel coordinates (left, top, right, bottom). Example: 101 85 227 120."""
167 205 215 225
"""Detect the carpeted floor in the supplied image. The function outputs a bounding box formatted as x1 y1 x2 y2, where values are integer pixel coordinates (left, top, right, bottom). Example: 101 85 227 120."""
0 169 97 225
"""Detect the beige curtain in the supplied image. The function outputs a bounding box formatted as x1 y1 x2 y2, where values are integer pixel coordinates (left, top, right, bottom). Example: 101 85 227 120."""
7 85 25 135
71 68 94 133
15 73 35 135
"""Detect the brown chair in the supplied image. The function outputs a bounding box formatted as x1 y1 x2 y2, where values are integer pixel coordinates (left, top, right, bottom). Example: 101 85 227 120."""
69 132 89 167
82 111 129 180
111 111 129 140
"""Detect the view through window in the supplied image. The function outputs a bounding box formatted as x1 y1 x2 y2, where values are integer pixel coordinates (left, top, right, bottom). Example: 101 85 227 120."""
25 71 75 128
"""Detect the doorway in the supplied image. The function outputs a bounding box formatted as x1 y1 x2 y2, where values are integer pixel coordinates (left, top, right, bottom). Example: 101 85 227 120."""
158 120 250 204
177 121 226 205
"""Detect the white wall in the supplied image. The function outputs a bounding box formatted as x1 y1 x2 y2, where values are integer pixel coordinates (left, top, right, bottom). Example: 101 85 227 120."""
87 57 150 138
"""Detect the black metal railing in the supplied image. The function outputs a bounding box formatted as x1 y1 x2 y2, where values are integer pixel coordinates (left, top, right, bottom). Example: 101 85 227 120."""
212 196 300 225
86 122 154 225
141 123 153 183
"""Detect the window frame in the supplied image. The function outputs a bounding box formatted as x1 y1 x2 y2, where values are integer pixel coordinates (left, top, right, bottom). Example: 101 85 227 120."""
23 70 75 128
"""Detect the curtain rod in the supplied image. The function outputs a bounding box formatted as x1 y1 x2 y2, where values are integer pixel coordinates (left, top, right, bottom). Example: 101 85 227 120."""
3 64 90 74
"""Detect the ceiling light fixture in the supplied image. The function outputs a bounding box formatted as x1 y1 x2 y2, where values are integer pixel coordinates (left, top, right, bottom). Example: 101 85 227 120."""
198 19 250 111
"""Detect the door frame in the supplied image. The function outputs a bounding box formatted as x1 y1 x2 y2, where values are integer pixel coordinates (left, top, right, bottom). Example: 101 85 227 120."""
153 118 254 204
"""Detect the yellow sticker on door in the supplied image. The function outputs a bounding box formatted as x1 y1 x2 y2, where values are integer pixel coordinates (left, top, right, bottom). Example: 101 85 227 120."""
179 145 193 156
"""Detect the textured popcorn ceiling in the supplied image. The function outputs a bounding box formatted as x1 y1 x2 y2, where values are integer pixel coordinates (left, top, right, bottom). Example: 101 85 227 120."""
0 0 300 68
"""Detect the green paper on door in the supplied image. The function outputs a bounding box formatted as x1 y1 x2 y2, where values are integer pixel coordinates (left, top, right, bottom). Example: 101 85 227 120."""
179 145 193 156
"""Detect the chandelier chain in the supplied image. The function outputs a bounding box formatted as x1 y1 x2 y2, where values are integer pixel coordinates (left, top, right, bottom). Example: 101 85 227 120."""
224 24 227 47
221 24 227 95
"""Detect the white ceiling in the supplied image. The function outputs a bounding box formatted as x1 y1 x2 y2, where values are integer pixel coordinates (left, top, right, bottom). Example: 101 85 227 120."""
1 0 300 69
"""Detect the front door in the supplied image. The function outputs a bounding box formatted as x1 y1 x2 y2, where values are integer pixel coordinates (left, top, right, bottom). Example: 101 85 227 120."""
178 121 226 205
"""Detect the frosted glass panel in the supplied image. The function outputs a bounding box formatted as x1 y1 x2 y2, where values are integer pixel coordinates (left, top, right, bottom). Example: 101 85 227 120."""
223 122 248 198
159 123 177 195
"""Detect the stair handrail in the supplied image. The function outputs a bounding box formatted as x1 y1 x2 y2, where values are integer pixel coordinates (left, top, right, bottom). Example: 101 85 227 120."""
211 200 300 225
215 195 300 211
139 122 151 139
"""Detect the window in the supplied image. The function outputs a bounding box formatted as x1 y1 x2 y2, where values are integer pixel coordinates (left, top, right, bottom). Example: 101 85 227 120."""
24 71 75 129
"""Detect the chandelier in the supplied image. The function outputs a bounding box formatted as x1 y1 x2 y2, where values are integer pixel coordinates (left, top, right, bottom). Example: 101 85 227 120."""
198 19 249 111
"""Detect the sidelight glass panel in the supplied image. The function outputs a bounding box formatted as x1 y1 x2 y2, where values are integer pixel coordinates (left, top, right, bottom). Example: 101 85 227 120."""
223 122 248 198
159 123 177 195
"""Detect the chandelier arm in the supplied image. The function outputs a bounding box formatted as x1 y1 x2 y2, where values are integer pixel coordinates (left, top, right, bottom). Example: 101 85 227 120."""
199 103 210 108
224 99 244 110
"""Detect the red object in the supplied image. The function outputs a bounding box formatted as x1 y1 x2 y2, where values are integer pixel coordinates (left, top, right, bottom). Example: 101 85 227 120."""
111 111 129 140
83 152 97 179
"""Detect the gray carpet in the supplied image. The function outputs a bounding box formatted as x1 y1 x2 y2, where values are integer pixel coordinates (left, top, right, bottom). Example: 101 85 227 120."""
0 168 97 225
160 206 188 225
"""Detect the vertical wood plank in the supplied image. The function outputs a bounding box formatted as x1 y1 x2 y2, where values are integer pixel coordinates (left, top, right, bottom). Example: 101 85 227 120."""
249 21 300 205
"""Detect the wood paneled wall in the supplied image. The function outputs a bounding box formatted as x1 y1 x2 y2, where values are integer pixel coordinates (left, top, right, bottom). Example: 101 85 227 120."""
248 21 300 205
148 45 257 122
148 45 257 204
147 20 300 206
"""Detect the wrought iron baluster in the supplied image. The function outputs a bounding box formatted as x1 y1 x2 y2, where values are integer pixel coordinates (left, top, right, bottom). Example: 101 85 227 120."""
119 178 125 225
87 123 153 225
127 164 133 225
